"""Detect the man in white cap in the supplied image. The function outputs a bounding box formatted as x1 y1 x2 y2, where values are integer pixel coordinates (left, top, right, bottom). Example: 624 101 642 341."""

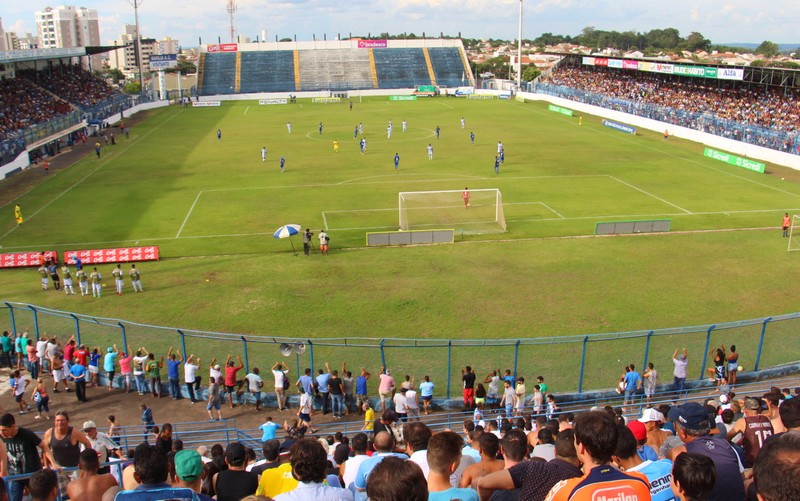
82 420 120 474
638 408 671 455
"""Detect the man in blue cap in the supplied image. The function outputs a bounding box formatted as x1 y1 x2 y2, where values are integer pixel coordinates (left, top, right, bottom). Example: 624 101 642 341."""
666 401 744 500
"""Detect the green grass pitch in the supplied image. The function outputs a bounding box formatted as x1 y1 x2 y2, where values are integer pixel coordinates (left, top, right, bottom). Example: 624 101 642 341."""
2 96 800 392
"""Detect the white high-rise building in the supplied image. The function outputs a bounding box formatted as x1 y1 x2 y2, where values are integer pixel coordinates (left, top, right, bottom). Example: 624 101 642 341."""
35 6 101 68
108 24 160 79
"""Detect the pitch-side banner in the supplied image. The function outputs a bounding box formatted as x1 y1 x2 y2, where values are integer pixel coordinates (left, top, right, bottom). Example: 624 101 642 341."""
64 246 160 265
0 251 58 269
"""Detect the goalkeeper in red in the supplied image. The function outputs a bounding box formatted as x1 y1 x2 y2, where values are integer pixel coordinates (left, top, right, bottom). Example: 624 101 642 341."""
463 188 470 208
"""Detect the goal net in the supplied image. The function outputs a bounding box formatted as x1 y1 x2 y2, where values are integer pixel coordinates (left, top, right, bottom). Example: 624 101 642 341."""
398 189 506 233
788 214 800 252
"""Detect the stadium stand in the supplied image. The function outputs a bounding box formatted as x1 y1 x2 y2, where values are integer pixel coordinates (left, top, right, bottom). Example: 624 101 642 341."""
239 51 297 93
200 52 238 95
541 64 800 155
373 48 432 89
0 77 73 141
297 48 373 91
19 66 117 110
427 47 470 88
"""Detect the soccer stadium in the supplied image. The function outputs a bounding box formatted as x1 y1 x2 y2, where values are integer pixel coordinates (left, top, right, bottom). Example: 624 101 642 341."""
0 13 799 501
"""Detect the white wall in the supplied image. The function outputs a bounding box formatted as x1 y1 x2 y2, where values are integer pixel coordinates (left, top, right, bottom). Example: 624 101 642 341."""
518 92 800 171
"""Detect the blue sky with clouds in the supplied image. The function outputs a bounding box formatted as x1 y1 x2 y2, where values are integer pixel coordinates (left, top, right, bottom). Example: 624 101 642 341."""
2 1 798 47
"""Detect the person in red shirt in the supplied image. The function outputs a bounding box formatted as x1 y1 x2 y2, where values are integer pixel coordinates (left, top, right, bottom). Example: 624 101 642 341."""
74 344 89 367
224 355 244 408
782 213 791 237
462 188 470 208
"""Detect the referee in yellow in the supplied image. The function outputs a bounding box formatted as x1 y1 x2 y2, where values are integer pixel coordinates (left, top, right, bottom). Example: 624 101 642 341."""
14 204 23 224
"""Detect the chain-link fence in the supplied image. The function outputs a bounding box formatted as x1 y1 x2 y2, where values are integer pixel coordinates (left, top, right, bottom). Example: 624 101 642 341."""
2 302 798 397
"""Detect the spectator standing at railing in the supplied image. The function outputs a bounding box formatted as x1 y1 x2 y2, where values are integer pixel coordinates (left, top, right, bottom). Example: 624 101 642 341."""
81 421 120 474
342 364 354 415
643 363 658 406
672 348 688 396
272 362 289 411
355 367 370 415
184 354 201 403
316 362 332 414
43 410 92 485
245 367 264 411
166 348 183 400
146 353 164 398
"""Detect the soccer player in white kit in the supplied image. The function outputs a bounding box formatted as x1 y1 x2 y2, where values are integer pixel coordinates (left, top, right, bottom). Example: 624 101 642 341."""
261 147 267 162
90 267 103 297
387 125 392 139
61 266 76 295
287 122 292 134
402 120 407 132
427 144 434 160
130 264 144 293
112 264 124 295
461 117 465 129
76 268 89 296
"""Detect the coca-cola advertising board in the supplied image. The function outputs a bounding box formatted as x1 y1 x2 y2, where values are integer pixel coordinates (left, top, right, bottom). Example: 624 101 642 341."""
63 246 160 265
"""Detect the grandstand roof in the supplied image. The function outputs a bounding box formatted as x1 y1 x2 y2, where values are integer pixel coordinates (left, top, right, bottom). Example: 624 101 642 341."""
0 47 86 65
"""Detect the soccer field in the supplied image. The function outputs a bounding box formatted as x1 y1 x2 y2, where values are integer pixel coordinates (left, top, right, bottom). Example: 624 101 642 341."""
2 97 800 390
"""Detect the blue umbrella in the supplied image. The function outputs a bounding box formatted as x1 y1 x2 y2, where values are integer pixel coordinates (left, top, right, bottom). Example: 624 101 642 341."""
274 224 303 255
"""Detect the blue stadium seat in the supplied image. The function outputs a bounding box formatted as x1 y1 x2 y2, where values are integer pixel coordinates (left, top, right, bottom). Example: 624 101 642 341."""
200 53 237 95
373 49 431 89
428 47 469 88
239 51 296 93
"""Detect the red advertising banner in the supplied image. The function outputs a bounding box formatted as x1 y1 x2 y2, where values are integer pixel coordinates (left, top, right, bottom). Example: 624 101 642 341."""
594 58 609 67
63 246 159 265
207 43 238 53
0 251 58 269
357 39 388 49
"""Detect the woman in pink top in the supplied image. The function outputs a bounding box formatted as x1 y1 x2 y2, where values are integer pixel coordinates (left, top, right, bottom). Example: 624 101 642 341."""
118 345 134 393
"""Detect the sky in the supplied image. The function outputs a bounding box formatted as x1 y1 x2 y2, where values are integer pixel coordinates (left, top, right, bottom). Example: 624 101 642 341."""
2 0 798 48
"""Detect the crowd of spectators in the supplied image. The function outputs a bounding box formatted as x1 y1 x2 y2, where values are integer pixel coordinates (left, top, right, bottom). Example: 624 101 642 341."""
3 329 800 500
19 66 117 110
0 77 73 142
541 66 800 154
3 390 797 501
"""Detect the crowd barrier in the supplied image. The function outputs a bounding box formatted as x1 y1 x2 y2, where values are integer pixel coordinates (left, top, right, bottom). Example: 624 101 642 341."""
2 302 799 399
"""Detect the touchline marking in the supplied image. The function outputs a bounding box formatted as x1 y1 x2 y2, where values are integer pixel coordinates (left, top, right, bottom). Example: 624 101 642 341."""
608 175 692 214
243 106 249 116
176 191 203 238
0 110 183 241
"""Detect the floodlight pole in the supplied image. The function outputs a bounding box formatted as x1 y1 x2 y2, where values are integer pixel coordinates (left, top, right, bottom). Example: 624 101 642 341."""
516 0 523 89
128 0 145 91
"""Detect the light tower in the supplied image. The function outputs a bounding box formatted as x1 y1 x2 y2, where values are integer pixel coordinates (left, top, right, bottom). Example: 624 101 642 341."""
226 0 237 43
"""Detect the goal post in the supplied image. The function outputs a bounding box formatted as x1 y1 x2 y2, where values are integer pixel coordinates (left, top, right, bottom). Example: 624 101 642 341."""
789 215 800 252
398 189 506 234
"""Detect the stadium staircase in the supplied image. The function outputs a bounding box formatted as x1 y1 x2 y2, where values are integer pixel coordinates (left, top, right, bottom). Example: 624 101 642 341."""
293 50 301 90
234 52 242 93
368 49 379 89
372 48 432 89
422 48 438 86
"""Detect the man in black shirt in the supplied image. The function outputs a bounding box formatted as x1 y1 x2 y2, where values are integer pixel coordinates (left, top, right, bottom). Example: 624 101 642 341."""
0 413 57 501
462 366 477 411
329 370 345 419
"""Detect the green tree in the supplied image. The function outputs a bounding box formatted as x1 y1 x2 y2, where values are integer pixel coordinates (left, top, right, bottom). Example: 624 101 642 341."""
682 32 711 52
123 81 142 94
522 66 541 82
755 41 779 57
475 56 509 77
106 68 125 82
